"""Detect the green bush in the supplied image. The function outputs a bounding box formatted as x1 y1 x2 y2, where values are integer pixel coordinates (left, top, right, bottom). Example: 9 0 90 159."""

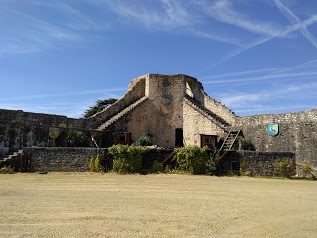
136 135 152 146
301 163 312 176
108 144 149 174
0 166 15 174
273 160 295 178
173 146 209 174
66 129 90 147
301 163 316 179
240 138 255 151
206 150 221 175
149 160 164 174
89 154 102 173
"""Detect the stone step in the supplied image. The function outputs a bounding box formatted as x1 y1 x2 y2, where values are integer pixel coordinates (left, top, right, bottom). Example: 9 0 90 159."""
0 150 23 164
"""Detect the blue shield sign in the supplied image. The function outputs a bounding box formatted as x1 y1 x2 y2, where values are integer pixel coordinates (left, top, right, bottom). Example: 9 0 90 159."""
268 124 279 136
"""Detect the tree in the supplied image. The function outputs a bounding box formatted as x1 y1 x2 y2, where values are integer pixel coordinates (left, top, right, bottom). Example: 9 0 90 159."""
83 98 117 118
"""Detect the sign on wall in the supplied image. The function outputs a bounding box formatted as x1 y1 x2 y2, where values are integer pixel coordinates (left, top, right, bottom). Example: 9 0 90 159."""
267 124 279 136
49 127 61 139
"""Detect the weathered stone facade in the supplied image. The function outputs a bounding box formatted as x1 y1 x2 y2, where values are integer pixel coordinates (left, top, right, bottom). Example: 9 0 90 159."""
0 74 316 173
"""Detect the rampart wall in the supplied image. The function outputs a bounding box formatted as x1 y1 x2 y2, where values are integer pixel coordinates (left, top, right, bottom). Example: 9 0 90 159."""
0 109 84 152
236 109 317 167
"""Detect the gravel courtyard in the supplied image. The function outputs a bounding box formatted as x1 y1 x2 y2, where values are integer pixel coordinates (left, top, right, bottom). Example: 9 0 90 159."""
0 173 316 238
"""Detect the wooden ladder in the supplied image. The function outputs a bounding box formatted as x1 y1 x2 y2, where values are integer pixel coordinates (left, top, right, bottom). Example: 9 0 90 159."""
219 128 241 159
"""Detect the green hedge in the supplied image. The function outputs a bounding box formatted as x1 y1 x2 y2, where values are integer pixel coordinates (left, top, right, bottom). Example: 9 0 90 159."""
108 144 149 174
173 146 209 174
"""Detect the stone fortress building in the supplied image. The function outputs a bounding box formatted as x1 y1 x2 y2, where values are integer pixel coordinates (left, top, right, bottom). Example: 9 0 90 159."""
0 74 316 171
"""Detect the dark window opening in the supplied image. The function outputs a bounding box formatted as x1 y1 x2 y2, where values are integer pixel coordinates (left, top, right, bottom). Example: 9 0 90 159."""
231 161 239 171
200 134 217 149
114 132 131 145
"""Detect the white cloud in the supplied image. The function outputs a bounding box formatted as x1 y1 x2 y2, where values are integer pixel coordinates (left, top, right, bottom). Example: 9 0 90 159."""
203 71 317 85
274 0 317 49
200 67 285 80
106 0 244 45
189 29 242 46
217 81 317 110
218 12 317 63
198 0 285 36
111 0 195 30
0 7 83 54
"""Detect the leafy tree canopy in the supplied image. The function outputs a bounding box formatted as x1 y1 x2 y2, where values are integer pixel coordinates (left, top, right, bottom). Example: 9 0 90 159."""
83 98 117 118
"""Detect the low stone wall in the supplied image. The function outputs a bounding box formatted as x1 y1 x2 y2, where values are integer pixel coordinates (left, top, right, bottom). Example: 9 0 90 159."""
240 151 295 176
24 147 106 172
10 147 296 175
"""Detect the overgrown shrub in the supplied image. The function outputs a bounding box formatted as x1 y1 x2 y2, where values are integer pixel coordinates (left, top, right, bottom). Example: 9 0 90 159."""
173 146 208 174
206 150 221 175
300 163 316 179
149 160 164 174
108 144 149 174
136 135 152 146
66 129 90 147
89 154 102 173
240 138 255 151
301 163 312 176
0 166 15 174
273 160 295 178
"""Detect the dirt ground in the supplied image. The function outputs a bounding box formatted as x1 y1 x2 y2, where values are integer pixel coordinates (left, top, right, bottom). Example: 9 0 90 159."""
0 173 316 238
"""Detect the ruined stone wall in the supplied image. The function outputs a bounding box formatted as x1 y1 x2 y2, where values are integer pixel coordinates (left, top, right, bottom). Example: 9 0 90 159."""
24 147 105 172
235 109 317 167
183 102 224 147
0 109 85 152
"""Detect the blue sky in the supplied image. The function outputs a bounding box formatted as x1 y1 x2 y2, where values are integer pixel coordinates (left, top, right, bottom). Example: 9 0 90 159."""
0 0 317 118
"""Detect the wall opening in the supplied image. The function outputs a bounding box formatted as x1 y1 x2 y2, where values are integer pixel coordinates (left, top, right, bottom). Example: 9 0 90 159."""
186 81 194 98
175 128 184 147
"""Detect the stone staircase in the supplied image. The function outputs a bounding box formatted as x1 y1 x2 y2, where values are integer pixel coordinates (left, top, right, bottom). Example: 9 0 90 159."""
0 149 24 170
96 96 148 131
184 95 230 130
